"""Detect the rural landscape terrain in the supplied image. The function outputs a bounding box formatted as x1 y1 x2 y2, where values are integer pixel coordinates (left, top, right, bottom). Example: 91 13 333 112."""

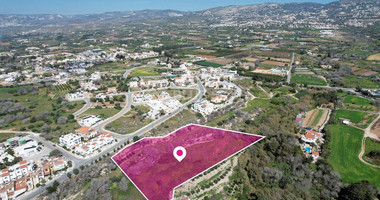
0 0 379 199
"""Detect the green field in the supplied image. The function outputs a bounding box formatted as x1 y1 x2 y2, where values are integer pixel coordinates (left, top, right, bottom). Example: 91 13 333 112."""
78 108 120 119
242 98 271 112
335 109 377 128
258 63 278 69
0 133 15 142
193 61 223 67
206 111 234 127
249 88 268 98
367 53 380 61
343 76 380 89
343 95 372 106
310 109 324 127
363 138 380 166
0 86 83 134
327 124 380 186
290 75 327 86
130 67 160 77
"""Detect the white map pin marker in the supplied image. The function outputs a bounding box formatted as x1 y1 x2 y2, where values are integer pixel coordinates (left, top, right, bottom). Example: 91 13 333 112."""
173 146 186 162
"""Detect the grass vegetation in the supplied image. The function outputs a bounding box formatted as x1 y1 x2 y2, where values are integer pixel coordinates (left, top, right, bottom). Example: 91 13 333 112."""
130 67 160 77
326 124 380 186
334 109 377 128
363 138 380 166
343 95 372 106
0 86 84 141
249 88 268 98
242 98 270 112
78 108 120 119
0 133 15 142
343 76 380 89
193 61 223 67
106 106 152 134
290 75 327 86
153 109 197 136
366 53 380 61
310 109 324 127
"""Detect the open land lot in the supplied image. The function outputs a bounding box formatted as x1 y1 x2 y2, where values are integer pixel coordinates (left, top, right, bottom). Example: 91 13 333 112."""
302 108 329 130
343 76 380 89
367 53 380 61
327 124 380 186
242 98 271 112
106 105 152 134
193 61 223 68
335 109 377 128
112 124 263 200
343 95 377 111
151 89 198 104
130 67 160 77
290 75 327 86
370 117 380 139
78 107 120 119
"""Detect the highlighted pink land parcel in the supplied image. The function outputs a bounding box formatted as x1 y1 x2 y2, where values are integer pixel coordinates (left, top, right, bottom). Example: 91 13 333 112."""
112 124 264 200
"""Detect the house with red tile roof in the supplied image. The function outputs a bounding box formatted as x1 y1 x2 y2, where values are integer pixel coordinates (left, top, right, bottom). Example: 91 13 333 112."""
75 126 97 139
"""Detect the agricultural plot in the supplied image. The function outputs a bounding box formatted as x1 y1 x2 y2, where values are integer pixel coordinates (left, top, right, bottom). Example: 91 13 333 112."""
343 75 380 89
335 109 377 128
302 108 329 130
53 83 72 99
343 95 377 111
193 61 223 68
249 88 269 98
290 75 327 86
327 124 380 186
130 67 160 77
294 68 315 75
367 53 380 61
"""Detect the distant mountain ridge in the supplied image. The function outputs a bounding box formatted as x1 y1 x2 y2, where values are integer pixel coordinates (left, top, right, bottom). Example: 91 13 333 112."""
0 0 379 30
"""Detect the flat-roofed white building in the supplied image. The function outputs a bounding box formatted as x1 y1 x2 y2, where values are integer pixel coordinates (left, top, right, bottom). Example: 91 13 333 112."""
59 133 81 149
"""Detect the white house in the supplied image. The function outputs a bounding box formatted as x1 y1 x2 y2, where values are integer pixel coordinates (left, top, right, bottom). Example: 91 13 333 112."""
79 115 102 127
59 133 81 149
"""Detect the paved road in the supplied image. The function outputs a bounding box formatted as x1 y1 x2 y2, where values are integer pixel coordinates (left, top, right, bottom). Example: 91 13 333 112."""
91 93 133 138
17 77 205 200
287 52 295 84
72 98 92 119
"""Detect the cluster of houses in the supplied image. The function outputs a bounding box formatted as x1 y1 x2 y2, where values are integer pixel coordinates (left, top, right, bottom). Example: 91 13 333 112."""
199 68 237 89
67 91 93 100
59 127 115 157
0 157 67 200
129 79 169 89
192 99 216 116
132 91 182 119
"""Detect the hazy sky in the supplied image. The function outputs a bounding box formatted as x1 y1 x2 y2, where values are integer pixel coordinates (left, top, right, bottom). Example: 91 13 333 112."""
0 0 336 15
